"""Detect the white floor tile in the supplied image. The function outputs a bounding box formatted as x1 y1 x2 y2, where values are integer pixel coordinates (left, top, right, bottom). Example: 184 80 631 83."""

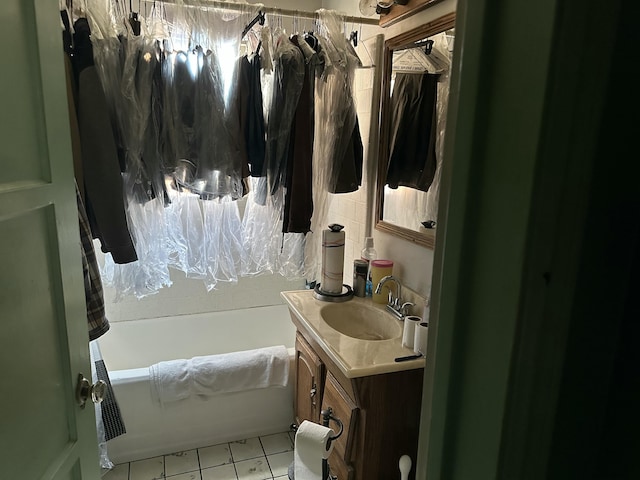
167 472 202 480
201 463 238 480
103 463 129 480
229 437 264 462
267 451 293 478
166 449 201 476
130 456 164 480
234 457 272 480
199 443 233 469
260 432 293 456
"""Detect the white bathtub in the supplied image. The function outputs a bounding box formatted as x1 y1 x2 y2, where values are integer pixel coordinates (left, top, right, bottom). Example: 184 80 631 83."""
98 305 297 464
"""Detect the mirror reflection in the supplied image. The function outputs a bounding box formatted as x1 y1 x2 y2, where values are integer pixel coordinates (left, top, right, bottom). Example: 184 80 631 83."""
376 15 455 248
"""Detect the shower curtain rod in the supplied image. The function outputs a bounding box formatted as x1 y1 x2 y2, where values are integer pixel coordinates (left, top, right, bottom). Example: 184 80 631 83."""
141 0 380 26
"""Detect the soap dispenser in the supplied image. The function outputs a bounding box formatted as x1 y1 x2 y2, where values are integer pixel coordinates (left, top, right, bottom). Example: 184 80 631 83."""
360 237 377 296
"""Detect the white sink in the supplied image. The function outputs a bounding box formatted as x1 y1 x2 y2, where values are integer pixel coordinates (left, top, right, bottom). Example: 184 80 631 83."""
281 290 423 378
320 303 401 341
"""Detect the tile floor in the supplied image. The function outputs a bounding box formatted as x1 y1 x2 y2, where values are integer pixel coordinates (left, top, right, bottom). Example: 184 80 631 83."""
103 431 294 480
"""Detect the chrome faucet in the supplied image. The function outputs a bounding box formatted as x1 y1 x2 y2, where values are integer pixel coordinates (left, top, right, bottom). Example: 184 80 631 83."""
375 275 415 319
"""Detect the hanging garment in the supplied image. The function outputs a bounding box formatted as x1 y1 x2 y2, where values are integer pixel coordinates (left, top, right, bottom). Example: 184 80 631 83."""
330 116 364 194
225 54 252 192
282 36 317 234
166 49 199 184
141 41 170 205
386 72 439 192
77 184 110 341
264 36 305 199
314 34 363 195
70 18 137 264
196 48 246 199
119 33 158 204
246 53 267 177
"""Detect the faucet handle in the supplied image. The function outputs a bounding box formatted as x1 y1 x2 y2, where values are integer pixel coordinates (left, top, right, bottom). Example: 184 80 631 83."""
387 290 395 306
400 302 415 317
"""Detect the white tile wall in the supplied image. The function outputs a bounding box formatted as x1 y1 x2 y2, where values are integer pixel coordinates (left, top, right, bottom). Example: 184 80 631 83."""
103 267 305 323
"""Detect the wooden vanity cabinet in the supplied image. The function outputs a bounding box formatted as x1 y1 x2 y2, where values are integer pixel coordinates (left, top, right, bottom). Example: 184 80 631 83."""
294 332 324 425
292 325 424 480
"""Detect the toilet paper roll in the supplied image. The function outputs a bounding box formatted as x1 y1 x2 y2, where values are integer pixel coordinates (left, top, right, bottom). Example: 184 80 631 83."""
294 420 335 480
413 322 429 355
321 228 345 294
402 316 421 349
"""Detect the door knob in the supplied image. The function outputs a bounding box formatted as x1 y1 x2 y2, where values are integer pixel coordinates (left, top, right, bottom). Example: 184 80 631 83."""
76 373 107 408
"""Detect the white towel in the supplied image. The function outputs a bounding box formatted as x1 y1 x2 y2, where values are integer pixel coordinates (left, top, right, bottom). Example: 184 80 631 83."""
149 345 289 406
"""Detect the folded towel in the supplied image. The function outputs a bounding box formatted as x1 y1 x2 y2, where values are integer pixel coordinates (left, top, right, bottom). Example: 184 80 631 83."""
149 345 290 406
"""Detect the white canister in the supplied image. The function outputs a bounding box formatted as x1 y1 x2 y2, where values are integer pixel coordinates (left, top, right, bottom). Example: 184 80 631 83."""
402 316 421 349
413 322 429 356
321 224 345 294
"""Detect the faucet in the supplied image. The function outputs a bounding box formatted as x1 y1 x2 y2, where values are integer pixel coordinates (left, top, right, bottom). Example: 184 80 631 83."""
375 275 415 319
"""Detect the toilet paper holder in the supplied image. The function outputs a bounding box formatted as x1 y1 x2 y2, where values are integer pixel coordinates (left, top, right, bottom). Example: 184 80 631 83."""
289 410 344 480
321 407 343 480
321 407 344 448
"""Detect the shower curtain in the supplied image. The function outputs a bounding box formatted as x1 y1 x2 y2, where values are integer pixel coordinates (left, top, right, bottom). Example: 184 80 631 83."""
78 2 363 299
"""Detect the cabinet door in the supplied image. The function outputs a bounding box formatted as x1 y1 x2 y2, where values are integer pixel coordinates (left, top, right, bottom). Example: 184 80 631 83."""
295 333 324 425
322 372 359 479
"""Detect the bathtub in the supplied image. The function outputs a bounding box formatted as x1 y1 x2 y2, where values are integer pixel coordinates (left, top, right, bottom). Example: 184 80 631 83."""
98 304 297 464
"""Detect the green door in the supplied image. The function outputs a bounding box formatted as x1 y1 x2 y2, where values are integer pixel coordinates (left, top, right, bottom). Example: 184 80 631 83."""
0 1 100 479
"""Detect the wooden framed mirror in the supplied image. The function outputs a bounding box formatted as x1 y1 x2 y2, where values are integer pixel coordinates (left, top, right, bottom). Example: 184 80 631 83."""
375 12 455 249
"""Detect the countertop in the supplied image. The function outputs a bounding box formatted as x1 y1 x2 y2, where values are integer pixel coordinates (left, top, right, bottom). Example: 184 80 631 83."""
281 289 425 379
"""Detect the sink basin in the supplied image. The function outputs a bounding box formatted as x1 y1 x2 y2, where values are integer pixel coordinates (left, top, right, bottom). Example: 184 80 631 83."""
320 303 401 341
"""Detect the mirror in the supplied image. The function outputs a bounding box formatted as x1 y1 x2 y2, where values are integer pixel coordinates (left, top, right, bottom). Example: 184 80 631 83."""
375 13 455 249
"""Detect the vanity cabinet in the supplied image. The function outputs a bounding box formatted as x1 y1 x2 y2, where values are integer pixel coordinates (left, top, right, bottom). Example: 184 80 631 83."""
292 327 424 480
294 332 324 425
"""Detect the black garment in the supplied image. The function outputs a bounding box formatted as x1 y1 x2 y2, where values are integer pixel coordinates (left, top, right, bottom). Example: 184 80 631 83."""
142 41 170 206
69 18 137 264
167 50 198 175
331 116 364 194
264 38 305 198
246 53 267 178
386 72 439 192
283 36 317 234
316 35 363 195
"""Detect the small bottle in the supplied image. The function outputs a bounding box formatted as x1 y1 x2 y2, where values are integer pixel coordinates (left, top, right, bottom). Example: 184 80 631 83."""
360 237 377 297
353 259 368 297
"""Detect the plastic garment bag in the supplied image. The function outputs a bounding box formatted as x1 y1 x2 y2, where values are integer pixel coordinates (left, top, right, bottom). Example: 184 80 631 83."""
264 31 305 197
304 10 362 285
164 186 208 279
315 10 363 194
242 177 284 276
203 196 244 291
